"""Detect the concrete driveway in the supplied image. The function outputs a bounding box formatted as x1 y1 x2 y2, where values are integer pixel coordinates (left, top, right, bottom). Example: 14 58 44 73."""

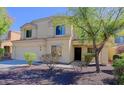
0 60 40 71
0 59 73 71
0 60 27 65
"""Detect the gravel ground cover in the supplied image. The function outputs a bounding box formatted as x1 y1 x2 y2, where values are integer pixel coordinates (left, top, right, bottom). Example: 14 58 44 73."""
0 64 115 85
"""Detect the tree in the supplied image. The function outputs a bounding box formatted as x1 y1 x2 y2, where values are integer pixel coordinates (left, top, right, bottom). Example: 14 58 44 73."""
53 8 124 73
0 8 12 46
42 47 61 71
70 8 124 73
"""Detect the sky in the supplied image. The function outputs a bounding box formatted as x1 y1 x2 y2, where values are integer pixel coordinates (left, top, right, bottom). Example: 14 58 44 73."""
7 7 67 31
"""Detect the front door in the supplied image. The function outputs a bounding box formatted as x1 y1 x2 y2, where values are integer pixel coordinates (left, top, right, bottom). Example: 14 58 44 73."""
74 47 81 61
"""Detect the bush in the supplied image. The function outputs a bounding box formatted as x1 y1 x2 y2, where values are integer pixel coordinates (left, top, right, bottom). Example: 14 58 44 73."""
0 48 4 60
24 52 36 66
112 59 124 84
118 74 124 84
113 59 124 69
42 53 60 70
113 54 121 60
84 53 95 66
120 53 124 59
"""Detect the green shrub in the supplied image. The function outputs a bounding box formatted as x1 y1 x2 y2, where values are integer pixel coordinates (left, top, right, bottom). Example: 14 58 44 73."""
112 59 124 84
113 59 124 69
118 74 124 84
113 54 121 60
0 48 4 60
24 52 36 66
120 53 124 59
84 53 95 66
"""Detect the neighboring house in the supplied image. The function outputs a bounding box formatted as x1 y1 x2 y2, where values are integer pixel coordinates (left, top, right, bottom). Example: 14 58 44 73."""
0 31 20 58
114 36 124 54
12 16 109 65
109 35 124 61
108 28 124 62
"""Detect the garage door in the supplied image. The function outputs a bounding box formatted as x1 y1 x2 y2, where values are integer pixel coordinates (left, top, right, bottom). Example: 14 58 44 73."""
15 46 42 61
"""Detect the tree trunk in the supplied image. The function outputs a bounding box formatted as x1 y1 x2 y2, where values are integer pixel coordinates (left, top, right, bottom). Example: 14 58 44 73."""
95 52 100 73
0 40 2 48
93 38 100 73
0 43 1 48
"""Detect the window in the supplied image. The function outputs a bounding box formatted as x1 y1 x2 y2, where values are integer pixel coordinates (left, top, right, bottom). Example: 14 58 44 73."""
87 48 94 53
115 36 124 44
56 25 65 35
51 45 62 56
26 30 32 38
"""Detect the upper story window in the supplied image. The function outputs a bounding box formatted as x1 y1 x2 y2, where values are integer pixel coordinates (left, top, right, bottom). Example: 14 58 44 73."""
56 25 65 35
26 30 32 38
115 36 124 44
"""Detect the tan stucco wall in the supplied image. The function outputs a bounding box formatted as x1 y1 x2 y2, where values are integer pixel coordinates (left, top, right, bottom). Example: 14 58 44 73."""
36 19 52 38
81 46 87 61
12 36 73 63
72 45 109 65
46 37 72 63
21 24 37 39
12 37 109 64
21 19 53 39
21 17 73 40
0 31 20 56
0 31 20 41
1 41 12 54
99 46 109 65
10 32 20 41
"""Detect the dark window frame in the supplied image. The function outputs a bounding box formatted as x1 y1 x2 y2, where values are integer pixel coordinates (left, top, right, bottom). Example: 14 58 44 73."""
56 25 65 35
26 30 32 38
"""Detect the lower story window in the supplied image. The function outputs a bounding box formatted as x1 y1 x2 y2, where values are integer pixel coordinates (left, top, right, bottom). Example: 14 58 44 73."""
87 48 94 53
51 45 62 56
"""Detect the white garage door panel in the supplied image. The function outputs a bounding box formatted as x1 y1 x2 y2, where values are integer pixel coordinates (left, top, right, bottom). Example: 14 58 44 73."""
15 46 42 61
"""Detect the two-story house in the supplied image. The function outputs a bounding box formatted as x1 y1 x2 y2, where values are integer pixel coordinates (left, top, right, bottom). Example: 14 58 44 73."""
0 31 20 58
12 16 109 64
